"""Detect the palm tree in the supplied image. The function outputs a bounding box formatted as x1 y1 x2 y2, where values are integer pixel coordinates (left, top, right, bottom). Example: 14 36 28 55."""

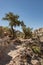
2 12 21 38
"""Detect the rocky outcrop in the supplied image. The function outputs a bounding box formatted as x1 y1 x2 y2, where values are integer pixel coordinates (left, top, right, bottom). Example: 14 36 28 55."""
7 47 42 65
0 36 43 65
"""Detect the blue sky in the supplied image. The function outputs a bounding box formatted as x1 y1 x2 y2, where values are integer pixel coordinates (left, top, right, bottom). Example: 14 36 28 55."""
0 0 43 30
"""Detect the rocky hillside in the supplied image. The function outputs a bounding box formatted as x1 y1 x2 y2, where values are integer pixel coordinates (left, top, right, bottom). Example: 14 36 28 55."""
0 27 43 65
0 35 43 65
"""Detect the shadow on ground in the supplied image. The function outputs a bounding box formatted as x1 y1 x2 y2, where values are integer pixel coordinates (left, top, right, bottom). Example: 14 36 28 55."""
0 51 12 65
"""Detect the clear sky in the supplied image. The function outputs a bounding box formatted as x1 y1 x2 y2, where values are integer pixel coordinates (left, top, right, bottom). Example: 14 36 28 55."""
0 0 43 30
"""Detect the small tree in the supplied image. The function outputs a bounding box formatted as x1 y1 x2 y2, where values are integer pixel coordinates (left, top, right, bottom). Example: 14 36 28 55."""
2 12 21 38
21 21 32 39
22 26 32 39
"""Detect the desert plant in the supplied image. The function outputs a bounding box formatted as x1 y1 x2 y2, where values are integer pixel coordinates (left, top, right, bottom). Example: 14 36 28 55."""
32 46 41 54
21 21 32 38
2 12 21 38
22 26 32 39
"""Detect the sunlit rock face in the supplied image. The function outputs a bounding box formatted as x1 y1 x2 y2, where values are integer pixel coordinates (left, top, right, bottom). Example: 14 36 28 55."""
39 36 43 42
33 28 43 44
33 28 43 36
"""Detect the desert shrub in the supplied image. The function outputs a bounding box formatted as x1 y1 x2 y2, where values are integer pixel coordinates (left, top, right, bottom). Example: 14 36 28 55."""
32 46 41 54
22 26 32 39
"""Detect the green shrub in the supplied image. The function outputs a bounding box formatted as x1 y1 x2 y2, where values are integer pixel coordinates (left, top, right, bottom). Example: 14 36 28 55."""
22 26 32 39
32 46 41 54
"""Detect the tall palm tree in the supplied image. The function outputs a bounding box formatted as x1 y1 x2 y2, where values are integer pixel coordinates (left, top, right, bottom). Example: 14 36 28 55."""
2 12 21 38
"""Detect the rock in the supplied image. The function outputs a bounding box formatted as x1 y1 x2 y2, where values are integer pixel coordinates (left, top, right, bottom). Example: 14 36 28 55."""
0 36 43 65
40 59 43 65
39 36 43 42
12 39 22 46
31 60 41 65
